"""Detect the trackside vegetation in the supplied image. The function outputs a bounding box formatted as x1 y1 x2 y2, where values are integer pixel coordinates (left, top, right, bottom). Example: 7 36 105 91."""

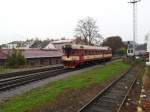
6 48 26 67
0 60 131 112
0 67 14 74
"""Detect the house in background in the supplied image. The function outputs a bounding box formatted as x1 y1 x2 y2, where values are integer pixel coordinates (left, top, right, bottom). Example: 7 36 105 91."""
124 41 147 57
29 40 50 49
50 37 87 52
135 43 147 56
0 50 7 66
0 38 88 66
43 43 56 50
1 41 34 49
51 39 74 51
0 49 62 66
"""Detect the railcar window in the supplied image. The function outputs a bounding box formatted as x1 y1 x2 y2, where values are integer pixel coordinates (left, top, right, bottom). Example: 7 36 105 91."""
89 50 91 55
76 50 78 55
87 50 89 55
99 50 101 54
89 50 90 55
86 50 88 55
76 50 79 55
90 50 92 55
71 50 75 55
85 50 87 55
72 49 80 55
64 47 72 57
74 50 76 55
79 50 81 55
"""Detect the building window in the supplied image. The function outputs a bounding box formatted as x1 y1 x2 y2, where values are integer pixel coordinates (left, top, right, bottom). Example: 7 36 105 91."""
128 50 130 53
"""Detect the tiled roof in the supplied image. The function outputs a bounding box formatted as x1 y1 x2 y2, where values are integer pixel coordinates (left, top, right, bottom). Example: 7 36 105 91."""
22 49 62 58
0 49 62 59
51 39 73 44
30 40 50 48
0 50 7 59
43 43 56 49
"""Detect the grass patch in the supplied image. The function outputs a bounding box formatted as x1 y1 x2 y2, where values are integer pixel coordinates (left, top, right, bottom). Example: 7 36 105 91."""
0 60 130 112
0 67 15 74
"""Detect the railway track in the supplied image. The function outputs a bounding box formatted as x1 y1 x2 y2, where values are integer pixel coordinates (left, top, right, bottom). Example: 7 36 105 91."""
0 58 120 92
0 68 73 92
0 65 63 80
78 66 139 112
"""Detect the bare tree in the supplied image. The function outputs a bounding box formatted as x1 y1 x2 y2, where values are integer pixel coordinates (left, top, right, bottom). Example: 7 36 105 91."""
75 17 102 45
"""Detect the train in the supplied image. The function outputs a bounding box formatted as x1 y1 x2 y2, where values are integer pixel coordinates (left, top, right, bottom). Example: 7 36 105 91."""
62 44 112 68
144 52 149 61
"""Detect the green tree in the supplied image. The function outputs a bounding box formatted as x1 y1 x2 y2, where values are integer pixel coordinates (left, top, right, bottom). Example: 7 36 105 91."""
103 36 126 55
7 49 26 67
116 48 126 56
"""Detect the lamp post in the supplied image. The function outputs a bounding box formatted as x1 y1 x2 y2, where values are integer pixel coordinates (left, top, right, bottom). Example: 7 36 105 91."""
128 0 141 57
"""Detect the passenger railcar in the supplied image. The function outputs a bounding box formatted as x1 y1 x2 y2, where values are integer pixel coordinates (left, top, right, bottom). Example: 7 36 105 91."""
62 44 112 68
144 52 149 61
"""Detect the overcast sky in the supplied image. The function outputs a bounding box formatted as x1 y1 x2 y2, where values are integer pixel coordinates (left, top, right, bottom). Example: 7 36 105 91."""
0 0 149 44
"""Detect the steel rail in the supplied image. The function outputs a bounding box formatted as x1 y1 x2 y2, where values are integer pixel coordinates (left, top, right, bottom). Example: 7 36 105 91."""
117 69 139 112
77 66 139 112
0 58 120 92
0 68 72 91
0 65 63 80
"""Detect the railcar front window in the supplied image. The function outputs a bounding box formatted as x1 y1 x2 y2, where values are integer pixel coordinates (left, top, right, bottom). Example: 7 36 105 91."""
64 48 72 57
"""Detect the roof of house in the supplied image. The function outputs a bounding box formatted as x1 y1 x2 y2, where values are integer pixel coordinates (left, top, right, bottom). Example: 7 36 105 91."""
43 43 56 50
22 49 62 59
30 40 50 48
0 49 62 59
0 50 7 59
51 39 73 44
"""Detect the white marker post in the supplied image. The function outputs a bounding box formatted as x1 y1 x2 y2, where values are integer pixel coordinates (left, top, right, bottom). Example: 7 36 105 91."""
146 33 150 65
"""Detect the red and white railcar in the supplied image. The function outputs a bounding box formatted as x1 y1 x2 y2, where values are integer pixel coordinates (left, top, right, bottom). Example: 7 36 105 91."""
62 44 112 68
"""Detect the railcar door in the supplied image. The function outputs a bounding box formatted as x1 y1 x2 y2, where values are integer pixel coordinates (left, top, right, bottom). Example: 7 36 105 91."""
80 49 84 62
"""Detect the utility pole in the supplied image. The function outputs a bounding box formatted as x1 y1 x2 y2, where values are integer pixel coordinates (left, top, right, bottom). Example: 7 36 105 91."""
128 0 141 57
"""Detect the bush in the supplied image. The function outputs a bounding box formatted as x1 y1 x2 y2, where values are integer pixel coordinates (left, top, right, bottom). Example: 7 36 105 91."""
116 48 127 56
6 49 26 67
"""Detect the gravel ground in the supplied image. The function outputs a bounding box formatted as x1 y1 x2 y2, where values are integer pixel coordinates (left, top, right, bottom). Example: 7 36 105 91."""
120 67 143 112
0 64 62 75
140 67 150 112
0 63 109 102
